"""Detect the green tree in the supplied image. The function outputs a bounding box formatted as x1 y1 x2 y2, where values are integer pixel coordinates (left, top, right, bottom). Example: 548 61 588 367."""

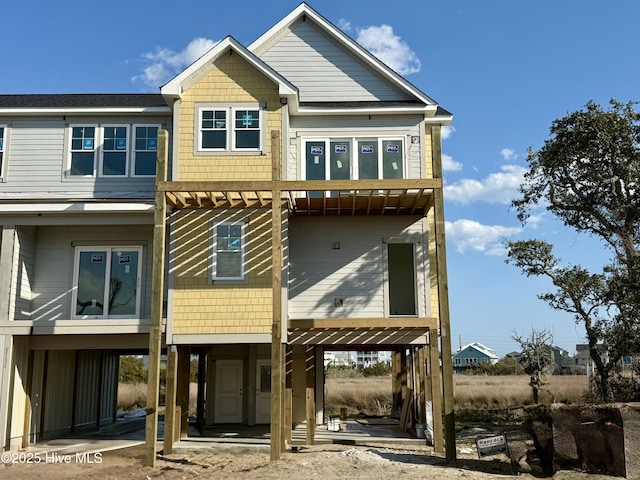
507 100 640 401
512 329 554 403
119 355 147 384
361 362 392 377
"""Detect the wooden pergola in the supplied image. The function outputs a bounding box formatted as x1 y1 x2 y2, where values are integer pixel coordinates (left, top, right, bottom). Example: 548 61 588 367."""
145 130 456 465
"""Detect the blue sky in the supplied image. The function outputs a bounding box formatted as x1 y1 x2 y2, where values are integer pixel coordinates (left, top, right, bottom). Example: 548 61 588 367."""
3 1 638 356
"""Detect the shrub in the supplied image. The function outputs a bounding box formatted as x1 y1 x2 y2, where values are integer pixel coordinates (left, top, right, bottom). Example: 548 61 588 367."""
325 364 361 379
362 362 392 377
119 355 146 384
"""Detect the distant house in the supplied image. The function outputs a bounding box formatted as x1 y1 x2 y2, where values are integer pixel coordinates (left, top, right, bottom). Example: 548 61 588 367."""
453 343 499 373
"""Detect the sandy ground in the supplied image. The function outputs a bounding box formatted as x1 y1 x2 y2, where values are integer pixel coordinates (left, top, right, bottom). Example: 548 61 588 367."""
0 441 624 480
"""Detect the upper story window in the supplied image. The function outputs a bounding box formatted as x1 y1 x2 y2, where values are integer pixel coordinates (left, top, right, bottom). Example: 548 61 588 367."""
72 246 142 319
211 221 247 281
197 103 264 154
67 124 159 178
70 125 97 176
133 125 158 176
0 126 5 179
101 125 129 176
303 137 405 185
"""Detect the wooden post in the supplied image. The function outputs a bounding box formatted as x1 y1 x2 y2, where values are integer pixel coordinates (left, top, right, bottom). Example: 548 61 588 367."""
392 349 403 414
284 346 292 447
164 346 177 454
431 126 456 460
400 348 408 403
144 129 168 467
418 346 427 424
270 130 284 460
305 346 315 445
429 332 444 454
177 346 190 439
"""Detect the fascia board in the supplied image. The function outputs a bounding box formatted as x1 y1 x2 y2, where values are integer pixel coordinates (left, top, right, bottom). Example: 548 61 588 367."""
161 36 297 98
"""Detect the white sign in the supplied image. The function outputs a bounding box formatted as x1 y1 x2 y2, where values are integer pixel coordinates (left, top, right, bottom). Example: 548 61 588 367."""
476 434 508 457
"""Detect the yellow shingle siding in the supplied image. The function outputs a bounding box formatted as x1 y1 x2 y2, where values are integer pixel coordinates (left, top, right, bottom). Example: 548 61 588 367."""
170 52 281 336
171 209 272 335
177 54 282 181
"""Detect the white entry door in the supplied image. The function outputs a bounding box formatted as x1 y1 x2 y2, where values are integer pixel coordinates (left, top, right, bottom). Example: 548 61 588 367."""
214 359 243 423
255 359 271 424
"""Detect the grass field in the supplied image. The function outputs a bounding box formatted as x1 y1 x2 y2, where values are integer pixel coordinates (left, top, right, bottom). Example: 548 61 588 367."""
118 374 590 416
324 374 589 416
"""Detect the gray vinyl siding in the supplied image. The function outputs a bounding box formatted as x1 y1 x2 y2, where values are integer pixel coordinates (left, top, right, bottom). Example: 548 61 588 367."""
13 226 36 320
74 350 118 428
288 216 429 319
31 224 153 322
259 20 410 102
42 350 75 436
0 117 171 199
288 115 424 180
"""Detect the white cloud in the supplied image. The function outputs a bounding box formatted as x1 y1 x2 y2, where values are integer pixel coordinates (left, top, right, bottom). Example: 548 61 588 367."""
337 18 352 32
446 219 522 255
500 148 517 161
442 154 463 172
356 25 420 75
444 164 527 204
441 125 455 140
132 37 219 90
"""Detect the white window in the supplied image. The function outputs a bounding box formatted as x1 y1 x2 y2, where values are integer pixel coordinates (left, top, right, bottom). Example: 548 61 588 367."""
303 137 405 186
100 125 129 176
67 124 159 178
198 104 264 153
72 246 142 319
133 125 159 176
69 125 98 176
0 125 5 179
212 222 247 281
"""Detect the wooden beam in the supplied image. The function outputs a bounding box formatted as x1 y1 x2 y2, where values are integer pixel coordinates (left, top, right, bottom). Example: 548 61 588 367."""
177 346 190 439
429 332 444 454
205 191 220 207
410 189 424 215
305 346 315 445
392 349 403 413
156 178 443 193
431 125 456 461
145 129 168 467
288 317 438 330
189 192 202 207
163 346 177 455
223 191 239 207
270 130 284 461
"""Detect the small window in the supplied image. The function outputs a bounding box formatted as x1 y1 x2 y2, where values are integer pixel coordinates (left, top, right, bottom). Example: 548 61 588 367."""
72 246 142 319
100 125 129 176
133 125 159 176
212 222 246 281
233 109 260 149
70 126 97 176
197 104 263 153
201 110 227 149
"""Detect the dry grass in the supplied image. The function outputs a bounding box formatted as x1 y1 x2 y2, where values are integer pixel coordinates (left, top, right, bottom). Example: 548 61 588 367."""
453 375 589 409
117 383 147 411
325 374 590 416
117 382 199 413
118 375 590 415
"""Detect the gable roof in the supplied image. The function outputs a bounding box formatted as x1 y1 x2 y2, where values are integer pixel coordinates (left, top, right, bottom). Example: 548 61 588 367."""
249 3 445 117
454 343 499 360
161 36 298 100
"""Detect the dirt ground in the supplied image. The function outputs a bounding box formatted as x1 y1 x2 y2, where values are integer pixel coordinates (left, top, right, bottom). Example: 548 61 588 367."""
0 441 624 480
